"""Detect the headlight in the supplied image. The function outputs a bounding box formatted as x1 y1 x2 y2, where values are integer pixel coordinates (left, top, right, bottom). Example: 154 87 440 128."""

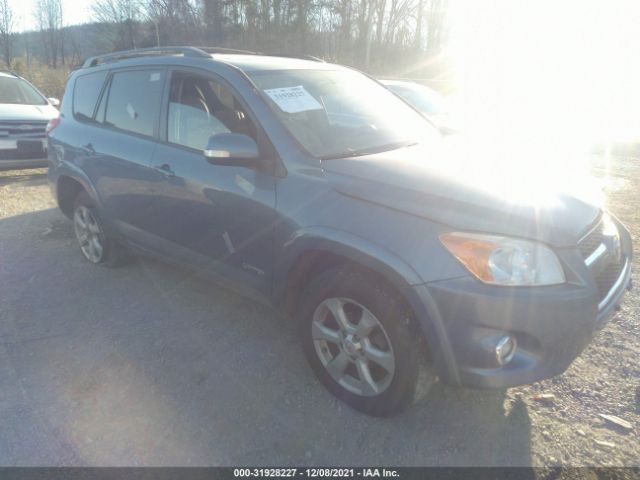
440 232 566 286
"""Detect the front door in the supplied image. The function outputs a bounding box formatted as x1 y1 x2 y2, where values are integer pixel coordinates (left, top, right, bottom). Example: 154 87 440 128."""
149 70 278 296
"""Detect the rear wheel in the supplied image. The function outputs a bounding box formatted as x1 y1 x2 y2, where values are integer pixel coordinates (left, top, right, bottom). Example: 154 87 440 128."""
298 267 434 416
73 191 126 267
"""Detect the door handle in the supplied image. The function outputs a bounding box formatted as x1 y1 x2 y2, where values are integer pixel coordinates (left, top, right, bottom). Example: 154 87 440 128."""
154 163 176 178
82 143 95 155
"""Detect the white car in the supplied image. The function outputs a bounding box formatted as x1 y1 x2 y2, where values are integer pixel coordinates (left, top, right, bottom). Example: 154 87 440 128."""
0 71 60 170
379 79 456 134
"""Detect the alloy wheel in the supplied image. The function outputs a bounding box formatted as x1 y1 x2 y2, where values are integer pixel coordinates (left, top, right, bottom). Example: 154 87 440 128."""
312 297 395 397
73 205 104 263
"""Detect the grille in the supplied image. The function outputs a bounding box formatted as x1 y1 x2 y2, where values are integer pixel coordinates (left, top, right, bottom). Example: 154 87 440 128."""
594 257 624 304
0 150 46 160
578 216 626 307
578 219 605 259
0 121 47 138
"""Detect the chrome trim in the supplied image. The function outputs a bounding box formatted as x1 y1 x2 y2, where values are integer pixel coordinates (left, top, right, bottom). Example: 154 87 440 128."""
204 149 230 158
578 216 603 244
598 259 630 311
495 335 516 366
585 243 607 267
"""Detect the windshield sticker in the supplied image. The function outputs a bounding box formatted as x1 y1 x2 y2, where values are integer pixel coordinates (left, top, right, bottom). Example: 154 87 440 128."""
263 86 322 113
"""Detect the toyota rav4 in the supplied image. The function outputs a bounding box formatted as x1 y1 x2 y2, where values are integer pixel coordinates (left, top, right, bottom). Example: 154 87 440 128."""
47 47 633 416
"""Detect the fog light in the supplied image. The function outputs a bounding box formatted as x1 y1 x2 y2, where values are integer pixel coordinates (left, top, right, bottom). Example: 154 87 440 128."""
495 335 517 365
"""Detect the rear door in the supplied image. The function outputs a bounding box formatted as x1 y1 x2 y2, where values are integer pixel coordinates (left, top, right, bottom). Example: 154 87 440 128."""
83 68 167 245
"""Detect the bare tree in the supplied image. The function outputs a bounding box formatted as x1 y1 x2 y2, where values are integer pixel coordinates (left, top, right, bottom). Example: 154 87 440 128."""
0 0 13 67
93 0 144 50
203 0 224 45
34 0 64 67
20 0 450 79
147 0 199 45
424 0 447 53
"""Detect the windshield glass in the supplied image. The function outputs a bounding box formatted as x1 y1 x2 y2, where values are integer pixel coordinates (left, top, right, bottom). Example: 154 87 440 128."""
248 69 439 159
0 76 47 105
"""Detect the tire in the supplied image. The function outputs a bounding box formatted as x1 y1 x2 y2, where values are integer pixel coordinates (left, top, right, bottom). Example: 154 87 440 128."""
72 191 127 267
298 266 434 416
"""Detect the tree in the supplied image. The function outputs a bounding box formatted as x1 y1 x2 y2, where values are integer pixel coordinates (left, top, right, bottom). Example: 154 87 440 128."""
0 0 13 67
34 0 64 67
424 0 447 53
17 0 451 79
203 0 224 45
92 0 144 50
147 0 199 45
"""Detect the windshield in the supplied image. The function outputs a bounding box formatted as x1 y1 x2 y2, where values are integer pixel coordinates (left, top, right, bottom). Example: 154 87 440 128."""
386 84 445 115
0 76 47 105
248 69 439 159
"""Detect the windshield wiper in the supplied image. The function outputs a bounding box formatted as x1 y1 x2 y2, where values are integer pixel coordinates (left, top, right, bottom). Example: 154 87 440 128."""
320 141 418 160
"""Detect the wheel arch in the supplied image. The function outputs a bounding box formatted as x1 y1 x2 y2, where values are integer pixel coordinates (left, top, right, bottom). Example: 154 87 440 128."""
275 227 455 376
55 167 101 219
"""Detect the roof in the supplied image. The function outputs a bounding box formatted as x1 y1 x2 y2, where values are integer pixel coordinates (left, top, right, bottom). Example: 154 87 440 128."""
80 46 339 73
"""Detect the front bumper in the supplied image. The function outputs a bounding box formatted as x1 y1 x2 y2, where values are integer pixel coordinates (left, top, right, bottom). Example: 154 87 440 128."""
0 157 48 170
416 223 633 389
0 138 48 170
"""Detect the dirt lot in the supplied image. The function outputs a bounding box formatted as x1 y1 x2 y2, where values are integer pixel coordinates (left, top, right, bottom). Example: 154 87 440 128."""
0 157 638 467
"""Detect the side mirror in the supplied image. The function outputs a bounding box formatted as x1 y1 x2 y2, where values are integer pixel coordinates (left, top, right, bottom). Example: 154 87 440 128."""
48 97 60 107
204 133 259 166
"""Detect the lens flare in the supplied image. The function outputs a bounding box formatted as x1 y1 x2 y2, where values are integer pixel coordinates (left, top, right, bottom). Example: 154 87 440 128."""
445 0 640 207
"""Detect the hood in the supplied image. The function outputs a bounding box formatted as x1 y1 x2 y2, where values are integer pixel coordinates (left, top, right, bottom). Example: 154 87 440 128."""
322 143 601 246
425 113 459 136
0 104 58 122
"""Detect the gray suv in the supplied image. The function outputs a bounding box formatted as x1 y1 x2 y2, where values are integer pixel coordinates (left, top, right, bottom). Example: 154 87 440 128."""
47 47 633 416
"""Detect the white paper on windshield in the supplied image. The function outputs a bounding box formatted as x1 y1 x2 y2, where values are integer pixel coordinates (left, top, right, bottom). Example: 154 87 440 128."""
264 86 322 113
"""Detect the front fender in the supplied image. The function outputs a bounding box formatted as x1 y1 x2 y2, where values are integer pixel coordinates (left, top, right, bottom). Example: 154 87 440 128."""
273 226 458 381
275 225 424 292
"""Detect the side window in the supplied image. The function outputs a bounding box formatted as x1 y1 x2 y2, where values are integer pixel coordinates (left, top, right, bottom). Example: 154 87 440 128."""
103 70 164 137
73 71 108 121
167 72 257 151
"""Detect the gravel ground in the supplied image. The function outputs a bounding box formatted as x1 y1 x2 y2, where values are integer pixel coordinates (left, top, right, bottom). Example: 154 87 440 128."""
0 158 638 467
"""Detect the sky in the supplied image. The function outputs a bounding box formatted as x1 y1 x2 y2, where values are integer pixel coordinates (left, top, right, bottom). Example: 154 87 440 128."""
447 0 640 144
9 0 640 151
442 0 640 202
11 0 92 31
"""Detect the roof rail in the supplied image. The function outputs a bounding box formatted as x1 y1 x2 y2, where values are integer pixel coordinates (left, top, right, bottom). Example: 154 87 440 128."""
82 46 211 68
81 46 325 69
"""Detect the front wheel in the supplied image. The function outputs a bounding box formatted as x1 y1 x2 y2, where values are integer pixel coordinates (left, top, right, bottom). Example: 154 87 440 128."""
298 267 434 416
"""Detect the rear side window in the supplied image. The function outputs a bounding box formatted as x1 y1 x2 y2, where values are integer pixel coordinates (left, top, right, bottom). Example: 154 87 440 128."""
73 71 108 121
103 70 164 137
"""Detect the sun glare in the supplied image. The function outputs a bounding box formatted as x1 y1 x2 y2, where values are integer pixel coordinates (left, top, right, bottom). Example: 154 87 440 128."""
444 0 640 206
